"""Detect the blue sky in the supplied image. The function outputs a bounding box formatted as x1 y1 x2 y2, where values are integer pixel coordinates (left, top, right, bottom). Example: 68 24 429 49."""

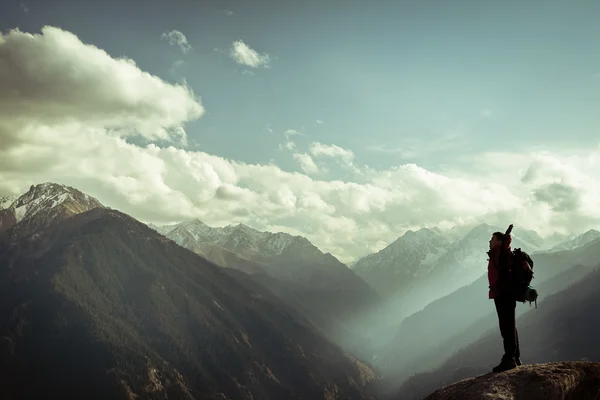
6 0 600 171
1 0 600 261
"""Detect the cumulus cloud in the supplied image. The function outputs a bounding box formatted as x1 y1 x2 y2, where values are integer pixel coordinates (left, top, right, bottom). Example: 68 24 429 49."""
0 26 203 144
1 26 600 263
292 153 320 174
161 30 192 54
229 40 270 68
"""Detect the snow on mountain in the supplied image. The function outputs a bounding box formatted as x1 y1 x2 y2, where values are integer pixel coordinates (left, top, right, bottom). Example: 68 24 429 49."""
353 228 451 297
0 182 103 235
362 223 546 326
160 220 300 262
546 229 600 253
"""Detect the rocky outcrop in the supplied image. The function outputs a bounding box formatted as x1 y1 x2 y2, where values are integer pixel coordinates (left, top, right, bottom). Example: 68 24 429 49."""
424 362 600 400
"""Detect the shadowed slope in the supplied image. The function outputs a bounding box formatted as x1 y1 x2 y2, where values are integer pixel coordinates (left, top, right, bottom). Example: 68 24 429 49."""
394 264 600 400
0 208 378 400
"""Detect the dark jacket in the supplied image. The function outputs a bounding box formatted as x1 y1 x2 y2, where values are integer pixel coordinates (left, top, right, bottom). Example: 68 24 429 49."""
488 241 512 299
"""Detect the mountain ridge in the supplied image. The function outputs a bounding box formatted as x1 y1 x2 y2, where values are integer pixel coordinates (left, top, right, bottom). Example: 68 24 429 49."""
394 262 600 400
0 206 379 399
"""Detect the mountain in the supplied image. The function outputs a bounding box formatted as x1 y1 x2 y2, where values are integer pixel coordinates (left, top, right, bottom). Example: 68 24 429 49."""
377 259 596 391
394 263 600 400
546 229 600 253
160 219 305 267
420 362 600 400
373 223 544 326
0 182 103 238
353 228 451 298
379 235 600 387
158 219 381 357
0 205 379 399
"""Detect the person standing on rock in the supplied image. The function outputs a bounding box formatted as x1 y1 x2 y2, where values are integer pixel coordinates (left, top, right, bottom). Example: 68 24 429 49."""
488 224 521 372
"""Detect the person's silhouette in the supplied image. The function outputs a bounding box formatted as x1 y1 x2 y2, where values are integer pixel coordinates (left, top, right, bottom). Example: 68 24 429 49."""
487 224 521 372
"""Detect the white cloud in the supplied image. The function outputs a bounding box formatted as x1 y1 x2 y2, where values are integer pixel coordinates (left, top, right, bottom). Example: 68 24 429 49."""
309 142 355 166
0 26 203 145
279 141 296 151
20 2 28 12
161 30 192 54
2 27 600 264
223 9 234 16
284 129 305 137
292 153 320 174
316 119 324 124
229 40 271 68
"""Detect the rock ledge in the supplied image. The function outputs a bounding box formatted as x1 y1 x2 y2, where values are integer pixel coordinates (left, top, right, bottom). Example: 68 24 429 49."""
425 361 600 400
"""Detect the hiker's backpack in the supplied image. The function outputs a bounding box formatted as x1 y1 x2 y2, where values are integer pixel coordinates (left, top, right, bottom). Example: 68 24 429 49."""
510 248 538 308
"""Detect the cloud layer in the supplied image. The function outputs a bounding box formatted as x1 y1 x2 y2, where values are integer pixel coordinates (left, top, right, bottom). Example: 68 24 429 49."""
1 26 600 263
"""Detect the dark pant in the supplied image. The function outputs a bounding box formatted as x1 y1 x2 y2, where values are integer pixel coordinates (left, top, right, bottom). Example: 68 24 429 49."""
494 296 520 359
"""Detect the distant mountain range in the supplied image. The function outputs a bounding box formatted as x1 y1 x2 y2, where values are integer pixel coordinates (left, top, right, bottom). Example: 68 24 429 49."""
352 222 566 326
545 229 600 253
0 183 378 399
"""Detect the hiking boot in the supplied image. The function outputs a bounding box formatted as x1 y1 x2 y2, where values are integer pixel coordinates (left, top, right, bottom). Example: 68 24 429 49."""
492 357 516 373
515 357 522 366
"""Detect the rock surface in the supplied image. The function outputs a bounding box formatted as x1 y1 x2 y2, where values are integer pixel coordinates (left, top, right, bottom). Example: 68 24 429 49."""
424 362 600 400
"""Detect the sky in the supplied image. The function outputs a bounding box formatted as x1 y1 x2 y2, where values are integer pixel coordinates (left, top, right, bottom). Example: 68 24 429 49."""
1 0 600 262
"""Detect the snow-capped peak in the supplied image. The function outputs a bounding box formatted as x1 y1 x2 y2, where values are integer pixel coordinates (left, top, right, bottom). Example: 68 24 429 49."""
160 219 305 258
548 229 600 253
0 182 103 229
353 228 450 275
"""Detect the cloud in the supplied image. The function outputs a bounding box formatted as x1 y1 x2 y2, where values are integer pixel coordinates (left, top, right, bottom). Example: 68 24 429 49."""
161 30 192 54
20 2 28 12
292 153 320 174
316 119 324 124
284 129 305 137
229 40 271 68
309 142 355 166
2 26 600 263
533 182 580 212
0 27 203 144
241 69 255 76
223 9 233 16
279 141 296 151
